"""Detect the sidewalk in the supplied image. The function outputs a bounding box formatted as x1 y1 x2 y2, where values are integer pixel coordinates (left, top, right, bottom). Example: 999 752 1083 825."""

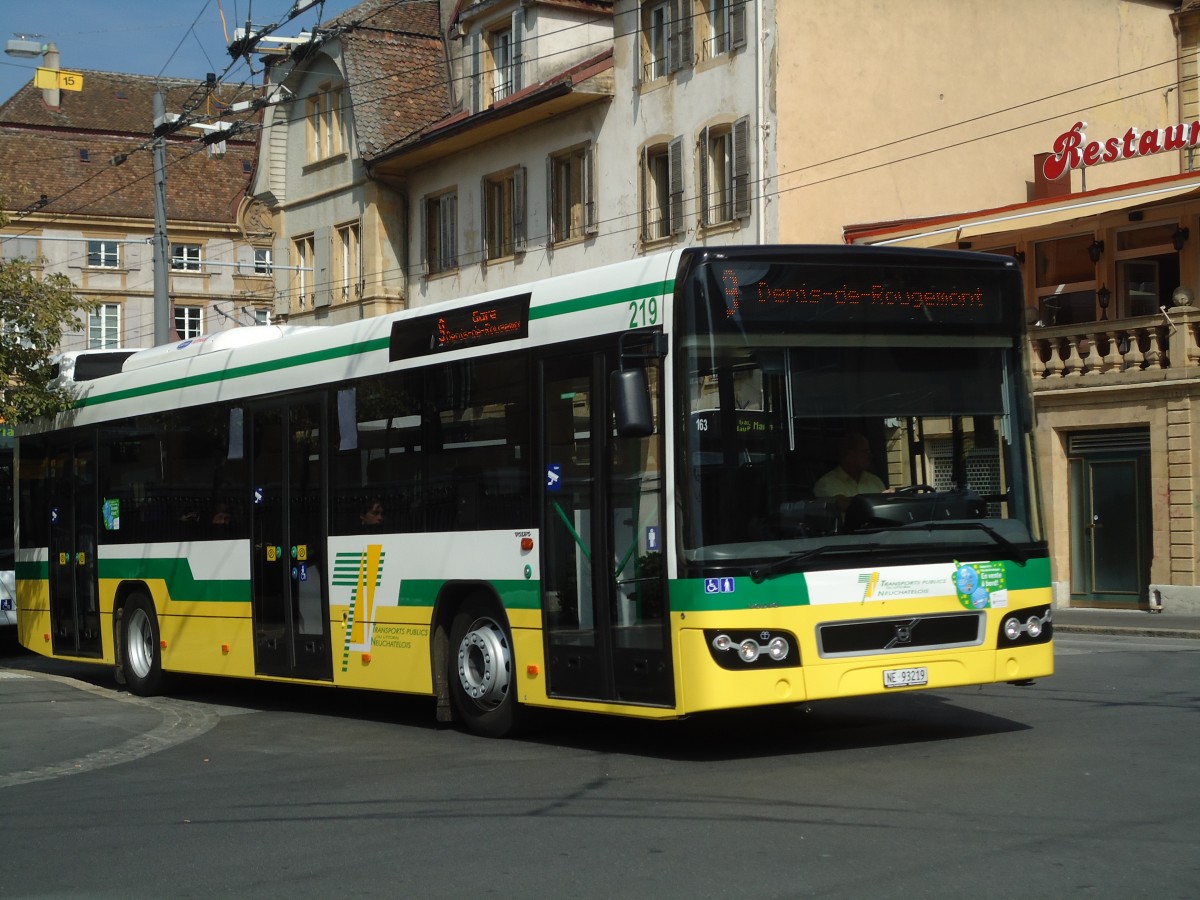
1052 606 1200 639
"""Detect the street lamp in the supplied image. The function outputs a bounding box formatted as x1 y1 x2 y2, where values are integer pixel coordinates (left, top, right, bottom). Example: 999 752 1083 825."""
4 33 61 107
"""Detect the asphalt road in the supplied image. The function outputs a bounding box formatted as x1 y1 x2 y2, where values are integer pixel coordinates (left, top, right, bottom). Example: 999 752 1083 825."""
1 630 1197 899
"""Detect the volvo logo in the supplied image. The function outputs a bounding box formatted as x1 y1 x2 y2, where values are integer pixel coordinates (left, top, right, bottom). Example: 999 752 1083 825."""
884 619 919 650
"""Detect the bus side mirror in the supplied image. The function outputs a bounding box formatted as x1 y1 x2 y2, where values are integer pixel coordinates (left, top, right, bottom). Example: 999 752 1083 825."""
611 368 653 438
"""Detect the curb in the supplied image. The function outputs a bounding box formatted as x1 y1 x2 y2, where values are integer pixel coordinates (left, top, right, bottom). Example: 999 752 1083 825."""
1054 624 1200 640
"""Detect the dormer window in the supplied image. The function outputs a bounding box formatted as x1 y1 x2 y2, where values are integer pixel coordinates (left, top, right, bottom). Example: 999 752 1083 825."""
467 9 525 112
490 26 514 102
306 82 346 163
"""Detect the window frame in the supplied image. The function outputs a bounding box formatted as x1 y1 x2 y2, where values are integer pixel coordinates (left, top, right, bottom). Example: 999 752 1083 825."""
422 190 459 276
334 221 362 301
86 239 120 269
253 246 273 275
291 233 315 310
174 304 204 340
170 243 202 272
548 145 596 246
89 302 121 349
483 166 527 261
641 136 684 244
699 116 751 227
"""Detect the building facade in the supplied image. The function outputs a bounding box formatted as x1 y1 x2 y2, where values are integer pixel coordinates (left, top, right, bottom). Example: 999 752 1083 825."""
0 71 273 348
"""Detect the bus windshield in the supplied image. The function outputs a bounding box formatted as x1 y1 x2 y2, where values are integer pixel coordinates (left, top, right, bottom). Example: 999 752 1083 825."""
678 251 1038 569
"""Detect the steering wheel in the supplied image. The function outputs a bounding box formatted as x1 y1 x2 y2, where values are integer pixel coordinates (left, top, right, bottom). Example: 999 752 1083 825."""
895 484 936 494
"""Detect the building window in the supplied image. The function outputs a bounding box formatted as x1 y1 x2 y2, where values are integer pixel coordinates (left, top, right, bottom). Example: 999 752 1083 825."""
89 303 121 348
170 243 202 271
292 234 315 309
641 137 684 242
253 247 272 275
175 305 203 340
334 222 361 300
252 307 270 326
483 167 526 261
489 27 514 102
423 191 458 275
704 0 746 58
1116 223 1180 317
306 84 345 162
87 239 119 268
1034 234 1098 326
643 2 670 80
550 145 595 245
700 117 751 227
642 0 693 81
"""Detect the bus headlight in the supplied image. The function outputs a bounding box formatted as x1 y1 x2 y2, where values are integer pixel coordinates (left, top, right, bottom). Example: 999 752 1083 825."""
705 629 799 670
997 606 1052 646
738 639 760 662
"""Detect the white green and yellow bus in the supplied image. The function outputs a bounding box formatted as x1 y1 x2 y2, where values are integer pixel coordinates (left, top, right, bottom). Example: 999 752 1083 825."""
15 245 1052 736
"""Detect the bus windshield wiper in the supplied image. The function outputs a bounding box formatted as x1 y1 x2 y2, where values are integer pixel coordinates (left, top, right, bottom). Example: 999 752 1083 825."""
750 543 883 583
894 521 1030 565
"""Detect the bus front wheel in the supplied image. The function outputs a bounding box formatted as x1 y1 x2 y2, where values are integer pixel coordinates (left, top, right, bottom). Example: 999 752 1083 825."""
121 593 164 696
449 597 521 737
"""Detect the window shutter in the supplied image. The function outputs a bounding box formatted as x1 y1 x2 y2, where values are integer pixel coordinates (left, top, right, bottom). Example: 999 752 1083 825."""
313 225 332 307
234 243 253 275
444 193 458 269
733 116 752 220
730 1 747 50
698 127 711 227
420 199 430 275
480 175 490 264
513 166 527 252
547 155 556 245
273 237 290 316
669 136 685 236
512 9 526 93
677 0 694 70
470 33 482 112
639 146 649 243
669 0 683 72
67 241 85 269
583 145 598 235
125 242 143 270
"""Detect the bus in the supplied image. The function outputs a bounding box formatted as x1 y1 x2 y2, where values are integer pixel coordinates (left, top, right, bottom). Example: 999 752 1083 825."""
15 245 1052 736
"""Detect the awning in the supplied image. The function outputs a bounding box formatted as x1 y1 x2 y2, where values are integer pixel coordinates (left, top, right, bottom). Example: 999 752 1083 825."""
848 174 1200 248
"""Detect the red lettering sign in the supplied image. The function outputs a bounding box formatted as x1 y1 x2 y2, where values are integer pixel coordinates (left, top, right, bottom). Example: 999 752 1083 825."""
1043 120 1200 181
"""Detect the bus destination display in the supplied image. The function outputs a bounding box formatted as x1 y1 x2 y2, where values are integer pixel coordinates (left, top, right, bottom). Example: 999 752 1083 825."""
390 292 530 360
712 263 1009 327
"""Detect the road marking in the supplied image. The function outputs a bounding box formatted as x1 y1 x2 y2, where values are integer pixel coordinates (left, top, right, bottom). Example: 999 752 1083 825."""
0 670 222 790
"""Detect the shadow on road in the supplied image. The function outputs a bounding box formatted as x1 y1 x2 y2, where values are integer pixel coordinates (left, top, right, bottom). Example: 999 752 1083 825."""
2 630 1034 761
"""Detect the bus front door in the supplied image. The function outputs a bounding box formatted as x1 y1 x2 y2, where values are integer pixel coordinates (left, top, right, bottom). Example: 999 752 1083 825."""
250 400 332 681
540 347 673 707
47 435 102 658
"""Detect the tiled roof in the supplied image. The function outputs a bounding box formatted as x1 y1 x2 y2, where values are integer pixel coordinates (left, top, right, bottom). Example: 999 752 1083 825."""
0 128 255 224
336 1 451 157
0 70 260 224
0 71 260 136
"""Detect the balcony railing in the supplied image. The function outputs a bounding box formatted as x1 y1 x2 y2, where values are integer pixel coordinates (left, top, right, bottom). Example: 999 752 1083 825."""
1028 305 1200 390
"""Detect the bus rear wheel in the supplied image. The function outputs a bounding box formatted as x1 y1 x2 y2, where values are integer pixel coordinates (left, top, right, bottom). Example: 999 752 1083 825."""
121 593 164 697
449 597 522 737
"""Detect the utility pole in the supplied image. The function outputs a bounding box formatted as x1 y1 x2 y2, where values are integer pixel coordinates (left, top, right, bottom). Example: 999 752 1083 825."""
151 91 172 346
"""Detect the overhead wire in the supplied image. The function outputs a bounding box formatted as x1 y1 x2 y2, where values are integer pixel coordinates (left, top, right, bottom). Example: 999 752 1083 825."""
5 2 1197 328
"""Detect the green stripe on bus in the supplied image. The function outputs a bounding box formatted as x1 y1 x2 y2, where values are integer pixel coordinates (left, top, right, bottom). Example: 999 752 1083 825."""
1002 555 1051 591
76 278 674 412
670 574 812 612
528 280 674 320
75 336 392 409
397 579 541 610
97 558 250 602
16 560 49 581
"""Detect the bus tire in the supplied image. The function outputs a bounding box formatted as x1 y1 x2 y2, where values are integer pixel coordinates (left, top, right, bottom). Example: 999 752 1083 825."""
122 593 165 697
449 596 522 738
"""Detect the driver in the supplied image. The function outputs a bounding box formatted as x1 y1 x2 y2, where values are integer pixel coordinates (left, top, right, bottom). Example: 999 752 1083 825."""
814 431 885 511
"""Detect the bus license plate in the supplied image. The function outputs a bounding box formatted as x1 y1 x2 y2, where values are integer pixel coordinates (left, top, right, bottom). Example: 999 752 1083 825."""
883 666 928 688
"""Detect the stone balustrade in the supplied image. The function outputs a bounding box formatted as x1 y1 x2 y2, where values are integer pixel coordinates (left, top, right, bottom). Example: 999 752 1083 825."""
1028 304 1200 389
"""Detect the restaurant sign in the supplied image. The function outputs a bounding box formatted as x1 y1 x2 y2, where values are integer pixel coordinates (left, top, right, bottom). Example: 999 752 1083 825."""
1042 120 1200 181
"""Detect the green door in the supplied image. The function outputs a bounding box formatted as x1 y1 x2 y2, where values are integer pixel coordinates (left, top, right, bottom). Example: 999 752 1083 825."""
1069 443 1150 607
